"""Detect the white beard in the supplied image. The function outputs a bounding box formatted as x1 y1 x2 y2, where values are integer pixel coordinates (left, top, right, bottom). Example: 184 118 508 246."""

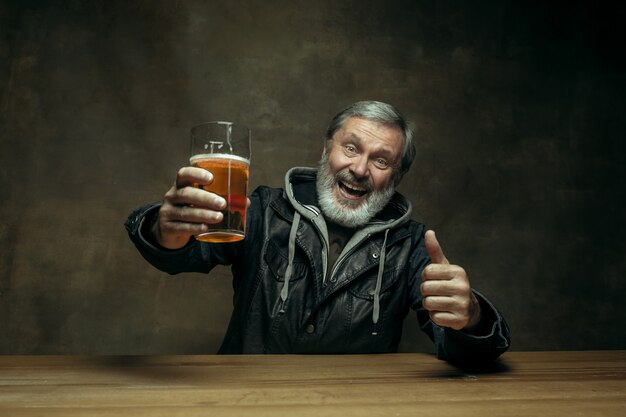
315 153 396 228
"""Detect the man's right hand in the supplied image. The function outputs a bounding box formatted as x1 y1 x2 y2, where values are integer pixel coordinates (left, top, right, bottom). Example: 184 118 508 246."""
152 167 228 249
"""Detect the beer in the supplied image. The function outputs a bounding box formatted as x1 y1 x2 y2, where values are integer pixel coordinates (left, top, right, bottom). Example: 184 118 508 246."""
190 154 249 243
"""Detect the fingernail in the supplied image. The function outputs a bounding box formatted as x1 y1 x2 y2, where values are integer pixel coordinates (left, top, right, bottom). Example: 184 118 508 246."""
216 197 227 208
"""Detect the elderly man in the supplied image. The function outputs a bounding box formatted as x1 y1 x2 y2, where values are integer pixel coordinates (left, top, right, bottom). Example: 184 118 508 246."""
125 101 510 363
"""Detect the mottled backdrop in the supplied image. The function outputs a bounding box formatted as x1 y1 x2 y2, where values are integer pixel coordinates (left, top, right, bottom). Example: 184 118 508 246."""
1 0 624 354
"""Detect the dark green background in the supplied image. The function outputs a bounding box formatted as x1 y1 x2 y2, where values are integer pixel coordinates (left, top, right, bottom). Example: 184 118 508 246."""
1 0 624 354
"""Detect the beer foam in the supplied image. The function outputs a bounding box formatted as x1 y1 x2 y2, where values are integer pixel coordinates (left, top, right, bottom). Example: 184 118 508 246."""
190 153 250 165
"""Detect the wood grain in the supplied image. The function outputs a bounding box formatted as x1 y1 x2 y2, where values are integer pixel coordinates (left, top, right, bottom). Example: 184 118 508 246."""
0 351 624 416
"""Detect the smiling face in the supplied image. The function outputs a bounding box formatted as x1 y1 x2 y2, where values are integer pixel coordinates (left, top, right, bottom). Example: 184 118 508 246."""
316 117 404 227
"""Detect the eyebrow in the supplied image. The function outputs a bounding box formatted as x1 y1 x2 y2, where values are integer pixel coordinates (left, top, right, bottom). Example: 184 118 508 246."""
344 133 396 160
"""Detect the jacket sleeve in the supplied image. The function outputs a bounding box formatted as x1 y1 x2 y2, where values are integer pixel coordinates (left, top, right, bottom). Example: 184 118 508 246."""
123 202 244 275
416 291 511 365
409 226 511 365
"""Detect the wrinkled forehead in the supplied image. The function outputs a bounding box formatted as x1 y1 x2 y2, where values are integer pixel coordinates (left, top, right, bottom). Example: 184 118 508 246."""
334 117 404 156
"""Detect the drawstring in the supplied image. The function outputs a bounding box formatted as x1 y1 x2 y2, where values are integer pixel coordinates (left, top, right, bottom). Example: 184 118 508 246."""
280 211 301 313
372 229 389 334
277 211 389 332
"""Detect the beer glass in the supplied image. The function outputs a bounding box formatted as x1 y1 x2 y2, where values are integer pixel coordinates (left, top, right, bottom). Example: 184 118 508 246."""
190 121 251 243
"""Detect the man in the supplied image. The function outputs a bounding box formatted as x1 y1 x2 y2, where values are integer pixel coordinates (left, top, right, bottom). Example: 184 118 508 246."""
125 101 510 364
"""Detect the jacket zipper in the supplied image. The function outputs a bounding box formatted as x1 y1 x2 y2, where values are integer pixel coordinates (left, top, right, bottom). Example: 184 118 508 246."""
327 233 373 285
327 223 392 285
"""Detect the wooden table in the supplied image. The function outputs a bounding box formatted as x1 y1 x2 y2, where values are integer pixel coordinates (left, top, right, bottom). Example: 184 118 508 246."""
0 351 624 416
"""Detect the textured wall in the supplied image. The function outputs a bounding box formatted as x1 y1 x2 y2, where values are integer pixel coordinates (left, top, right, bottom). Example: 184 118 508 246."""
1 0 624 354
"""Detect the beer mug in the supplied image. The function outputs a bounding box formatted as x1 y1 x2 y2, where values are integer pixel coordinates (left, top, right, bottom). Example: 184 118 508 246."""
190 122 251 243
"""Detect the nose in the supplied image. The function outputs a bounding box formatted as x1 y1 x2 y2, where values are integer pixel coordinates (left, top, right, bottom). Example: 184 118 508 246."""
350 155 370 179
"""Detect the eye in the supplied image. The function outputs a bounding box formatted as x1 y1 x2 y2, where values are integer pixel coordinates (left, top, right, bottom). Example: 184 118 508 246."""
373 158 389 169
344 145 357 154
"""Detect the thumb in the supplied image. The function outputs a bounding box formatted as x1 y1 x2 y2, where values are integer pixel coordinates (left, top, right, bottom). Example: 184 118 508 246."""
425 230 449 265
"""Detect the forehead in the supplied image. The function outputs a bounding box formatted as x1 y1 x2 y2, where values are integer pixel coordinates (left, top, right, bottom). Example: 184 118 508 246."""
334 117 404 157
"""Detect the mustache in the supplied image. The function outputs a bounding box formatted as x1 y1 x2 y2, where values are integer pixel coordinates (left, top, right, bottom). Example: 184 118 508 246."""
335 169 373 192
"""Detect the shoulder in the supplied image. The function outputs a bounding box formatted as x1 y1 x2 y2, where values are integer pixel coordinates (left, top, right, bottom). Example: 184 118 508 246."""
389 213 426 234
250 185 285 203
395 218 427 248
406 219 426 234
248 185 288 216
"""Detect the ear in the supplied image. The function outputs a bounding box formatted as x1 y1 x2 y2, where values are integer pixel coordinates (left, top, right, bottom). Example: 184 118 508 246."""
321 139 332 157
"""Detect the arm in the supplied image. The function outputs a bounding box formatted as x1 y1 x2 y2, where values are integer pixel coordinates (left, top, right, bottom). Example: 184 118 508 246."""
124 166 249 274
125 203 223 274
412 230 511 364
416 289 511 365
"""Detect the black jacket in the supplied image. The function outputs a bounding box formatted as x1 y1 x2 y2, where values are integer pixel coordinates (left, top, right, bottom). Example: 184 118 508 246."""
125 167 510 363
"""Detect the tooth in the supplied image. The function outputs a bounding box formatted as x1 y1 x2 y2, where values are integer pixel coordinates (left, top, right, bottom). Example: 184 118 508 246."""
345 183 363 191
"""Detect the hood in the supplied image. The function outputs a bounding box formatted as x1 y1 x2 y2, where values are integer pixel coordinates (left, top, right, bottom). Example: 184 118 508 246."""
283 166 413 234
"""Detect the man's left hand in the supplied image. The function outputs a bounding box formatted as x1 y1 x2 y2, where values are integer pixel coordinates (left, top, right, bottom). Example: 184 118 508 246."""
420 230 481 331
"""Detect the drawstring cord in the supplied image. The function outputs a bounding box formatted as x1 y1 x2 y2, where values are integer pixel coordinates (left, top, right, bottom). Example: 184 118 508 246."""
279 211 301 314
372 229 389 334
278 211 389 335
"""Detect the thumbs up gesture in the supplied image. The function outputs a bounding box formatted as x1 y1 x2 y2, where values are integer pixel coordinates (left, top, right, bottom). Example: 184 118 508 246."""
420 230 481 331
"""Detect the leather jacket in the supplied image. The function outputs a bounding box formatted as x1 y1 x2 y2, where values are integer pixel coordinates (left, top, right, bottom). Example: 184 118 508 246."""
125 167 510 363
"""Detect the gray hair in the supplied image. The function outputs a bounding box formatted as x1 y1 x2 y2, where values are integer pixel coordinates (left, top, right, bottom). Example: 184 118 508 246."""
325 101 416 176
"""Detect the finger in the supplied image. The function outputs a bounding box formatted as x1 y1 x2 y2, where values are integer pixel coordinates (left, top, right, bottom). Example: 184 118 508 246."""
421 263 465 281
424 230 449 265
175 167 214 189
428 311 465 330
160 219 209 236
422 295 457 312
166 186 227 210
162 205 224 225
420 280 459 296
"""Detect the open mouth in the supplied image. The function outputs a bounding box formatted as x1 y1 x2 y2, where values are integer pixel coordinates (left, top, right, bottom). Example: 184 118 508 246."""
338 180 368 199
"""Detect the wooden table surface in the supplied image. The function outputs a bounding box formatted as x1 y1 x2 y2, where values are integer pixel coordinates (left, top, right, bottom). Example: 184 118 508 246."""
0 351 624 416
